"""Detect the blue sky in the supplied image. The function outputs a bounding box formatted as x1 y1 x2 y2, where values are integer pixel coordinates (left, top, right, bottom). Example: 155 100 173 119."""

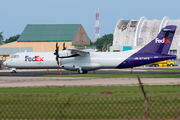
1 0 180 42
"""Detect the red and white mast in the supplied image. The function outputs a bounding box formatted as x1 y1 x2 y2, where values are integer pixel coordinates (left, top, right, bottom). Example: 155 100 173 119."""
95 12 100 42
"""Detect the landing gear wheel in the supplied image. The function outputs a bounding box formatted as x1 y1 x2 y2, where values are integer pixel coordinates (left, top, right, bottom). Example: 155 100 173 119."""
83 70 88 74
11 70 17 73
78 69 88 74
78 70 82 74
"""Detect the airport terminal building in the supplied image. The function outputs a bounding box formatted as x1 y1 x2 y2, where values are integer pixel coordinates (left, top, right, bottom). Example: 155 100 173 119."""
110 16 180 59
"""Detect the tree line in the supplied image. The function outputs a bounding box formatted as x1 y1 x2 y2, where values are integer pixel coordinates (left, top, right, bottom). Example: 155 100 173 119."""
0 32 3 45
0 32 20 45
92 34 113 51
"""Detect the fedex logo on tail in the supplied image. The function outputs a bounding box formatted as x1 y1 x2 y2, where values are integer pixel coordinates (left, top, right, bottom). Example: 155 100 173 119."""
25 56 44 62
155 38 170 43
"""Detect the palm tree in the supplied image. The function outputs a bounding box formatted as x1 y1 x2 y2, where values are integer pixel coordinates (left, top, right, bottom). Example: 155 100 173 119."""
0 32 3 45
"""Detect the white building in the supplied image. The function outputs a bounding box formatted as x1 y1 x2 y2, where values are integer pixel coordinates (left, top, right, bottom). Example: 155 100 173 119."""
110 16 180 59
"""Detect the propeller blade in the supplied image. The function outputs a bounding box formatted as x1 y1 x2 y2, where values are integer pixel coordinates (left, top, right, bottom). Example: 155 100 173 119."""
56 57 59 66
56 42 58 48
63 41 66 50
54 42 59 55
54 41 60 66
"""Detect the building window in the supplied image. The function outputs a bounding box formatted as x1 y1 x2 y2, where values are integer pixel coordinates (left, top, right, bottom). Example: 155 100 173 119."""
83 35 87 41
113 50 120 52
76 35 80 41
170 50 177 54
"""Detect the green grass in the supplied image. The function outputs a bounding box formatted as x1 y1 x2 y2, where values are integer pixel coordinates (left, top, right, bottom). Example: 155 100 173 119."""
0 85 180 94
0 86 179 119
0 85 179 99
43 73 180 78
149 69 180 72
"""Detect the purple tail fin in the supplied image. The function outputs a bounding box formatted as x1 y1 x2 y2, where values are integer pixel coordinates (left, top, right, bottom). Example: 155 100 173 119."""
138 25 177 54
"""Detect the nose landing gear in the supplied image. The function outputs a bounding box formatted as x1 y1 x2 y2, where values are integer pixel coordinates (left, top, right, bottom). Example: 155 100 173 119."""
11 70 17 73
11 68 17 73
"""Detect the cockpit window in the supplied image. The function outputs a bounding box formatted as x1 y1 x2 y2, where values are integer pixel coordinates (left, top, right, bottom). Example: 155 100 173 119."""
11 55 19 58
11 55 15 58
16 55 19 58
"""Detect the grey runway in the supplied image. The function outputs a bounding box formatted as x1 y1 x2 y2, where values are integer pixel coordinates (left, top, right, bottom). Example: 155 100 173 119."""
0 67 180 77
0 68 180 87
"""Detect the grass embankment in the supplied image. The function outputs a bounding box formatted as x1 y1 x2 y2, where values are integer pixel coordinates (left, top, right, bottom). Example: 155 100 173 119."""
0 86 179 119
148 69 180 71
43 73 180 78
0 85 179 95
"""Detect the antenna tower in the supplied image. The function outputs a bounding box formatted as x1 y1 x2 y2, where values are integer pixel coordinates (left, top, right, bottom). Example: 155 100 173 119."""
95 11 100 42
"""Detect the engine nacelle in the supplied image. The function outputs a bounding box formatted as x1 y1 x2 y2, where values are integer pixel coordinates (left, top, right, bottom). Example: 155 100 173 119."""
58 50 73 58
61 64 82 71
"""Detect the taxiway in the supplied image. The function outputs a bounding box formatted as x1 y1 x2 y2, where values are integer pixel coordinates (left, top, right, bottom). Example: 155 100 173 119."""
0 67 180 87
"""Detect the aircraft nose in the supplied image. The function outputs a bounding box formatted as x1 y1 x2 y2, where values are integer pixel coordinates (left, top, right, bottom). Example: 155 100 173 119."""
3 61 7 66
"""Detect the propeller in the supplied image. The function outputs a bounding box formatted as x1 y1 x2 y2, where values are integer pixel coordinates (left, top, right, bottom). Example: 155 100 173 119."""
54 41 67 66
54 41 60 66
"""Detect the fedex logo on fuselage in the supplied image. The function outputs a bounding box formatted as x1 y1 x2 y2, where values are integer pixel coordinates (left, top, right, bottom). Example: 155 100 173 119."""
25 56 44 62
155 38 170 43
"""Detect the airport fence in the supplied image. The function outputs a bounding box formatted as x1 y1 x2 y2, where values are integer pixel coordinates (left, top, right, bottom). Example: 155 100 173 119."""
0 94 180 119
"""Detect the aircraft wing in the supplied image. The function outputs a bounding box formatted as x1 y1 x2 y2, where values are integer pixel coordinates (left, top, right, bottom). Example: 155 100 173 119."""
80 49 98 52
59 49 90 58
67 49 90 56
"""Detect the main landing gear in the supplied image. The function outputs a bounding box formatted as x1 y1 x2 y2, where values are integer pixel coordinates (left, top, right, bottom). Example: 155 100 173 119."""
73 65 88 74
77 69 88 74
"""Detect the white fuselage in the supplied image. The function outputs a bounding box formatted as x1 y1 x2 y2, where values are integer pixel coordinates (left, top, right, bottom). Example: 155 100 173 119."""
4 25 177 73
3 49 139 71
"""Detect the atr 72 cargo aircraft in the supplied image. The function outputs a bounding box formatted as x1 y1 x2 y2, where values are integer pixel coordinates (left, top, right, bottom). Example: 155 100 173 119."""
3 25 177 74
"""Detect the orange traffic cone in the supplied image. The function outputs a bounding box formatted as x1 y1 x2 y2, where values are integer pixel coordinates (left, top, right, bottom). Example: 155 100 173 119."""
60 69 62 75
47 69 49 74
69 69 71 75
57 69 59 74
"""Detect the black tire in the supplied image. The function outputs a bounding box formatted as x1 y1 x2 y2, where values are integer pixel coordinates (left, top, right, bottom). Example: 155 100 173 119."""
78 70 81 74
83 70 88 74
77 69 88 74
170 64 174 67
11 70 17 73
